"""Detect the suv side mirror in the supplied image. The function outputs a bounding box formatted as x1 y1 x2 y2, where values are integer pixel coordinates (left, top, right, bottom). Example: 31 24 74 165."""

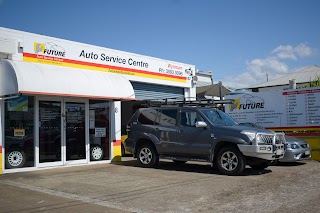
195 121 207 128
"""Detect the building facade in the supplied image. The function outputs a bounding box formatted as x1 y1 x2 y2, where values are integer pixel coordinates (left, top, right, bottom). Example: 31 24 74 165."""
0 27 196 174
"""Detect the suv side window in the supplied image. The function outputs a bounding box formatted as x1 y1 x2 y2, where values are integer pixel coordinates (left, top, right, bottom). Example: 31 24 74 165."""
154 109 177 126
199 109 237 126
180 110 204 127
200 109 224 125
137 108 158 125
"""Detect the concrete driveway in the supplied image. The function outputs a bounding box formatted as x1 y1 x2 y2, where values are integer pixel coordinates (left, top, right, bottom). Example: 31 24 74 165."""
1 158 320 213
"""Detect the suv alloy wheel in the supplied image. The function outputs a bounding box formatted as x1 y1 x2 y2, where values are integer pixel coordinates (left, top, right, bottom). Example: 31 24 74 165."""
137 143 159 167
216 146 246 176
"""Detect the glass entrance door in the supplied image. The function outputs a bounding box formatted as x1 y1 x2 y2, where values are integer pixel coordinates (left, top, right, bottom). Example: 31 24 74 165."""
38 100 63 166
65 102 86 162
36 98 88 167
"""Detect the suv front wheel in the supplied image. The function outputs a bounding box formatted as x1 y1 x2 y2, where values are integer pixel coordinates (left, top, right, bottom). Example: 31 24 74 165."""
137 143 159 168
216 146 246 176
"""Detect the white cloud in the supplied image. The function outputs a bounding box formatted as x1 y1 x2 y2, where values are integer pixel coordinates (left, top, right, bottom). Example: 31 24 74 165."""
223 58 288 89
222 43 315 89
246 58 288 75
272 45 296 60
271 43 313 60
295 43 313 57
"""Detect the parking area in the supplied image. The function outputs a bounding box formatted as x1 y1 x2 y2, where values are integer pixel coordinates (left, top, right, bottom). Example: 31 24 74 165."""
1 158 320 213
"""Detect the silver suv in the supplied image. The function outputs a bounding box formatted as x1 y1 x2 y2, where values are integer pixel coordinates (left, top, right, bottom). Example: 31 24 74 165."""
125 106 285 175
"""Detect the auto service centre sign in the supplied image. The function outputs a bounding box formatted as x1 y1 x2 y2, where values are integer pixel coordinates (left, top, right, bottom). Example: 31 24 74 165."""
20 34 194 88
224 88 320 128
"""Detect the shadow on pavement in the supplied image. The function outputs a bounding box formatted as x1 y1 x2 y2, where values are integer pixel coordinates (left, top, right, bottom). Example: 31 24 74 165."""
270 161 307 167
113 158 272 176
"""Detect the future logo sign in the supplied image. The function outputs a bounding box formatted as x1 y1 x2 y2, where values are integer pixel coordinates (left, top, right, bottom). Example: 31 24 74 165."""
34 42 66 57
229 94 265 111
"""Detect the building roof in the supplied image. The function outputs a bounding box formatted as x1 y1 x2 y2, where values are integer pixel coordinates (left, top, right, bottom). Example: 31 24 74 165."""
247 65 320 89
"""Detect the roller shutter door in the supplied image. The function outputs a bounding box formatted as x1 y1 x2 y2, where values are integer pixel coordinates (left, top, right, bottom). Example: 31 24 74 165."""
131 82 184 100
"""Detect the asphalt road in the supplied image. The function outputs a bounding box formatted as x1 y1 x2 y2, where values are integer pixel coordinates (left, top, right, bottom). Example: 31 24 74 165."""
0 158 320 213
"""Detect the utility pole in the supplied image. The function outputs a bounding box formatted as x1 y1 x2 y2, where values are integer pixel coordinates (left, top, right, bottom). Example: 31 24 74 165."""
219 81 222 100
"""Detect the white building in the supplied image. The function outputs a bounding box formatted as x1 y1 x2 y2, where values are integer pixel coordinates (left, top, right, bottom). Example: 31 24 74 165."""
195 70 213 87
0 27 196 174
247 65 320 92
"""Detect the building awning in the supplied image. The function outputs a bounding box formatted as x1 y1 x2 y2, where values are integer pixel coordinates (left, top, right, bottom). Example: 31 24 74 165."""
196 84 231 99
0 59 135 100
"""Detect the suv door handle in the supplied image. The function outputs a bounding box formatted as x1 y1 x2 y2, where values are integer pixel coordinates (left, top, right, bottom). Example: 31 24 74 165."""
179 129 183 133
155 128 159 131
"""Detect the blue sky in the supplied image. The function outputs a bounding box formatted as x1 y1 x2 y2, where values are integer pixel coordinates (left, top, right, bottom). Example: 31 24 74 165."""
0 0 319 89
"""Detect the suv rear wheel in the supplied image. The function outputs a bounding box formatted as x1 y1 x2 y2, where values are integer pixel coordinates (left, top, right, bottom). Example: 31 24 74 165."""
137 143 159 168
216 146 246 176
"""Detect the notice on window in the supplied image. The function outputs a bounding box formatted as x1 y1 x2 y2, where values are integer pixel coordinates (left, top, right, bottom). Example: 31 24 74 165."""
95 128 106 137
14 128 25 137
7 95 28 112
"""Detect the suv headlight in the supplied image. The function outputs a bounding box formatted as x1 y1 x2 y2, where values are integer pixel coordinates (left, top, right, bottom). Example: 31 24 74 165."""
256 134 264 145
241 130 256 142
286 143 300 149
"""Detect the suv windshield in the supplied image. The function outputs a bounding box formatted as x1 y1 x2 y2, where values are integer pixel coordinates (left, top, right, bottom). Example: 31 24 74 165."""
199 109 238 126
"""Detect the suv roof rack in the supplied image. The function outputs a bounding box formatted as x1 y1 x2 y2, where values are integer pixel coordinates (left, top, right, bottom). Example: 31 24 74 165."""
142 98 234 108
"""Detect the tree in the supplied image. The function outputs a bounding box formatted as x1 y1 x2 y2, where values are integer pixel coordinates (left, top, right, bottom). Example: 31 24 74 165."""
298 75 320 88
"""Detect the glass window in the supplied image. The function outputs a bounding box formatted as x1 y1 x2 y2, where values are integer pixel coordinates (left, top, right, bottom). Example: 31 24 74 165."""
154 109 177 126
200 109 237 126
137 108 177 126
138 108 157 125
89 100 110 161
4 95 34 169
180 111 204 127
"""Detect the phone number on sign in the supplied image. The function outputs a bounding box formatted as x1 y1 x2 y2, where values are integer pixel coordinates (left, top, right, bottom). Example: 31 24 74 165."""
159 68 183 76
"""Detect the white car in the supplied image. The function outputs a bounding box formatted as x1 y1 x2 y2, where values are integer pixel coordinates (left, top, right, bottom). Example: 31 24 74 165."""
279 135 311 163
239 123 311 164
